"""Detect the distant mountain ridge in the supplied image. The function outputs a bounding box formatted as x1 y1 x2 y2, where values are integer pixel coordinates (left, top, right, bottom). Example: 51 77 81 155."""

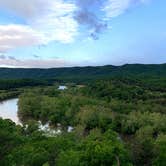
0 64 166 79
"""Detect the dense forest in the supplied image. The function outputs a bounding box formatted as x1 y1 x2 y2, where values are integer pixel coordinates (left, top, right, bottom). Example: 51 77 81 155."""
0 64 166 166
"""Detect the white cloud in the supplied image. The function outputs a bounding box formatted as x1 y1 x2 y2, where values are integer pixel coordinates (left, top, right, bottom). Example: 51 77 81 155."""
0 0 78 52
103 0 149 18
0 0 43 18
0 0 150 53
29 0 78 44
0 24 44 52
0 0 77 20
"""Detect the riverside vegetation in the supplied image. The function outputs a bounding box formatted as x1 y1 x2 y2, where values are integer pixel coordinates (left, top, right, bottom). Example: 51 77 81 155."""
0 64 166 166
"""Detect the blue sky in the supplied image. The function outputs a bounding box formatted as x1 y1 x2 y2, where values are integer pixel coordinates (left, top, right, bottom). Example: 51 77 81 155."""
0 0 165 68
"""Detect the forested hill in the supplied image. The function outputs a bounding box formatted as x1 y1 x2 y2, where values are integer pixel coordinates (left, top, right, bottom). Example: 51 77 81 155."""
0 64 166 80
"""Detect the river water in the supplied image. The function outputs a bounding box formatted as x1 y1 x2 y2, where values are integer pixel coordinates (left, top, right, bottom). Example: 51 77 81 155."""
0 98 73 134
0 98 20 124
0 86 68 125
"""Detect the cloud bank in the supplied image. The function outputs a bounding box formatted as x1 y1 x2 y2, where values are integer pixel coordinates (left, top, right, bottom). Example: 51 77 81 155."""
0 56 70 68
0 24 44 52
0 0 78 53
0 0 149 53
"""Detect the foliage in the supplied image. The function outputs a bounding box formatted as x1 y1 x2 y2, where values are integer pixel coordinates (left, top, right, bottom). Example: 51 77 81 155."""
0 68 166 166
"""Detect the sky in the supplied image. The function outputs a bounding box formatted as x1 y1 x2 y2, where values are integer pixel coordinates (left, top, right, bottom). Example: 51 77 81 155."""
0 0 165 68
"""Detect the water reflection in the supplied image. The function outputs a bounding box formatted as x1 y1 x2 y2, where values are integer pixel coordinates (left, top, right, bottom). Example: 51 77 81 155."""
0 98 20 124
0 98 74 135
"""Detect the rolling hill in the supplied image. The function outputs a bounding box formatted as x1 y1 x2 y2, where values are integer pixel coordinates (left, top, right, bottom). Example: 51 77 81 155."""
0 64 166 80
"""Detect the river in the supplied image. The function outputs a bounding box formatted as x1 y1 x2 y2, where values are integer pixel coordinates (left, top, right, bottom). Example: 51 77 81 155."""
0 86 67 125
0 98 73 134
0 98 20 124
